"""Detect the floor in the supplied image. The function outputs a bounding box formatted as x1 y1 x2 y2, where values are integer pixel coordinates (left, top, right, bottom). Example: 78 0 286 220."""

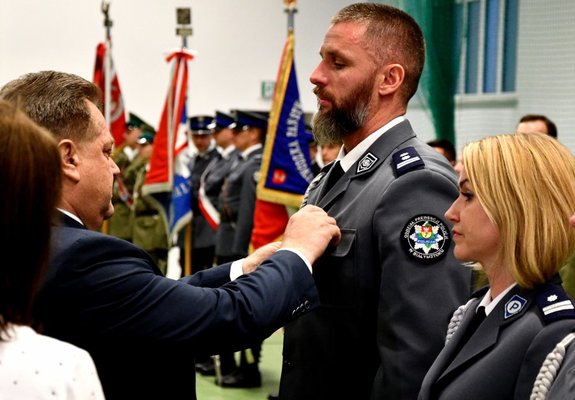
195 329 283 400
166 248 282 399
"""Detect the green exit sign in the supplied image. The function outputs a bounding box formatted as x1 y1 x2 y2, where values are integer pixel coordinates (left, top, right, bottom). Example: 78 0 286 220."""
261 80 276 99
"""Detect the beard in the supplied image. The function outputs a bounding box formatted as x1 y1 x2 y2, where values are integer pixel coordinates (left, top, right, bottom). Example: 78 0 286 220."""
312 73 375 146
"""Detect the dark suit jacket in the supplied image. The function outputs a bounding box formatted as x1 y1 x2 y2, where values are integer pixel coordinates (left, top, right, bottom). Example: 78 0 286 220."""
279 120 473 400
37 213 318 400
418 283 575 400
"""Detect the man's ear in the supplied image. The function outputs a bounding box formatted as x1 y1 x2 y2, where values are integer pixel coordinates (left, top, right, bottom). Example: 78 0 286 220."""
59 139 81 183
378 63 405 96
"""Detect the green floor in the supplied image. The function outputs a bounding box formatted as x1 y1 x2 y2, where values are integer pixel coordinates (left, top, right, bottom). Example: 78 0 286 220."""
196 329 283 400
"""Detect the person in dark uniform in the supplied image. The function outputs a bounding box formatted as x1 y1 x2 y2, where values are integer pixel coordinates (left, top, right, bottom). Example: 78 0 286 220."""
186 115 220 274
194 110 240 377
216 110 269 388
278 4 473 400
528 211 575 400
418 132 575 400
215 110 267 264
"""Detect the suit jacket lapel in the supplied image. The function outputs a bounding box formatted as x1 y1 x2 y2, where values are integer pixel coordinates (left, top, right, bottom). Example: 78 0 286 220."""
435 286 533 385
423 298 482 387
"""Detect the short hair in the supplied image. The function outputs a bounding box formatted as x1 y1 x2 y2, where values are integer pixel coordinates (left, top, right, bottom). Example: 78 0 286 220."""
519 114 558 138
427 138 457 164
462 132 575 288
332 3 425 103
0 71 102 144
0 100 62 338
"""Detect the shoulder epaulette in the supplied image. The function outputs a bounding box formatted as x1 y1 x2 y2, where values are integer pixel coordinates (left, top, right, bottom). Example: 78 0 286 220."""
392 146 425 177
536 283 575 324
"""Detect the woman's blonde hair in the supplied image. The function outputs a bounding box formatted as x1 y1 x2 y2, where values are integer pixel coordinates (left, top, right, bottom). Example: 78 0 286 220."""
463 132 575 288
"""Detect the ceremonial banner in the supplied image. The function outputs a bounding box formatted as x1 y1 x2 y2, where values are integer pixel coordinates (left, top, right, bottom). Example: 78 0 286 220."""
93 42 126 146
142 50 195 242
251 31 314 249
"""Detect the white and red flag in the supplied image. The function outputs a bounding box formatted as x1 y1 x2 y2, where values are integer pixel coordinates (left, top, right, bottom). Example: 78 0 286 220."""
93 42 126 146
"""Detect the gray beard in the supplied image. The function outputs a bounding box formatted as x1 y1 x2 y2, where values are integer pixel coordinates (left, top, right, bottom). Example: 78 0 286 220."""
312 103 369 146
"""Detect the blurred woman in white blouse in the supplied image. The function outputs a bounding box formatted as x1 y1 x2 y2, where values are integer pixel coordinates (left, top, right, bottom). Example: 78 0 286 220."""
0 100 105 399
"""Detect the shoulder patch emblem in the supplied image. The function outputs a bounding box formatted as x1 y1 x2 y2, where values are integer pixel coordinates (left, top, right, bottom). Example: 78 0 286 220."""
504 294 527 319
401 215 450 263
393 147 425 177
357 152 378 173
536 284 575 323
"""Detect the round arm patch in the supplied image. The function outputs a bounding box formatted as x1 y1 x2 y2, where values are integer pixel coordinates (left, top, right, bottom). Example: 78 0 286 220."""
401 214 451 263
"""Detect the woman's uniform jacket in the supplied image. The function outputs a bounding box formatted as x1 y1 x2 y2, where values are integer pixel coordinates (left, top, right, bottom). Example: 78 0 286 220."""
36 213 319 400
418 281 575 400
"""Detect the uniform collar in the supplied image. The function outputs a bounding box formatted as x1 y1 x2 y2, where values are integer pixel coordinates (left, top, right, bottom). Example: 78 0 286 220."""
338 115 405 173
477 283 517 316
241 143 262 159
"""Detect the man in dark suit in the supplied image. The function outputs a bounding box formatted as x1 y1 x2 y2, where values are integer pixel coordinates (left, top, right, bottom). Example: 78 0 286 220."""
0 70 340 400
278 4 473 400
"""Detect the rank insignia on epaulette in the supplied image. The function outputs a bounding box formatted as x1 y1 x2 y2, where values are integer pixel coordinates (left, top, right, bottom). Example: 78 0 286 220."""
357 152 378 173
536 284 575 323
393 147 425 177
504 294 527 319
401 214 450 263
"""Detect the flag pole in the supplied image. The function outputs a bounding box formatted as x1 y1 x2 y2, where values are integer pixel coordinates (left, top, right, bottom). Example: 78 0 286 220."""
175 8 193 277
99 1 113 235
284 0 297 33
101 1 113 132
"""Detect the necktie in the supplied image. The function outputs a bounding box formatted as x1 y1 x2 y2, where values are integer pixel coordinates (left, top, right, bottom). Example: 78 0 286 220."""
458 306 486 349
323 161 344 195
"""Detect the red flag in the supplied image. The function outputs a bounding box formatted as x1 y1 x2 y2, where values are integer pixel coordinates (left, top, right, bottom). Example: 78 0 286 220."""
93 42 126 146
251 200 290 250
141 50 195 240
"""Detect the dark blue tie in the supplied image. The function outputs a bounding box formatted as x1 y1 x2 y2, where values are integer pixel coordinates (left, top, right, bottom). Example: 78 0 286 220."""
458 306 486 349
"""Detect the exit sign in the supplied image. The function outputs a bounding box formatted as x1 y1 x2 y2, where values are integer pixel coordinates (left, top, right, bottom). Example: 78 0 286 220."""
261 80 276 99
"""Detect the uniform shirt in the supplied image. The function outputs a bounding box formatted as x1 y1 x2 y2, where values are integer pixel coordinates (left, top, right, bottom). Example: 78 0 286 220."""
478 283 516 315
0 325 104 400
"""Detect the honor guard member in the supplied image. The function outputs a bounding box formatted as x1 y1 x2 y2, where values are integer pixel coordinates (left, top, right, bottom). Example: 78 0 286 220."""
194 110 241 377
184 115 219 274
130 129 170 275
108 113 149 240
216 110 268 388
